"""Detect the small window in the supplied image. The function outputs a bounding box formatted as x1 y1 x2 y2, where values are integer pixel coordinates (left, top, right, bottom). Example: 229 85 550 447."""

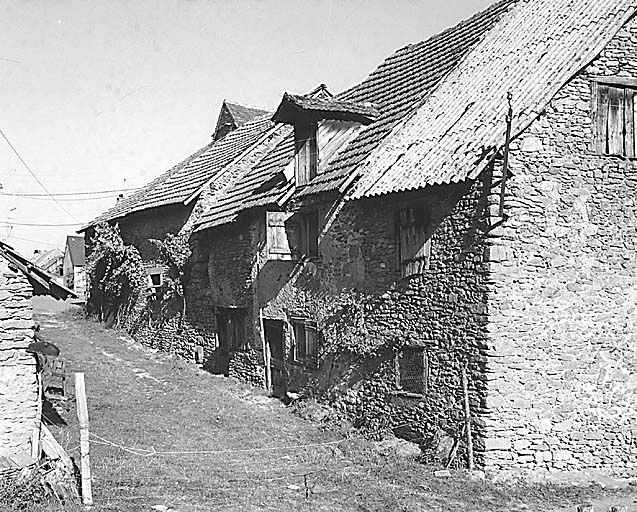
147 266 164 288
398 206 431 277
300 211 319 258
593 81 636 157
395 347 428 396
292 320 318 369
294 121 318 186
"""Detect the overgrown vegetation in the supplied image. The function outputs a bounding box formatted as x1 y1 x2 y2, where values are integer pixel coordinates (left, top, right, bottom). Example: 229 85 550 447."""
85 222 144 325
0 468 77 512
149 232 192 327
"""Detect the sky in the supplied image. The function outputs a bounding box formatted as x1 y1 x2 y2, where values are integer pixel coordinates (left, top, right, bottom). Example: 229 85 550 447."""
0 0 494 257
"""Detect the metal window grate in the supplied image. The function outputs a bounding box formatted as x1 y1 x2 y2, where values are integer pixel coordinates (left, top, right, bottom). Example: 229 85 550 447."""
397 347 427 395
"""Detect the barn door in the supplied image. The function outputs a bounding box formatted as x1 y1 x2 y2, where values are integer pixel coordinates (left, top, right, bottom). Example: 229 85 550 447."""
264 319 287 397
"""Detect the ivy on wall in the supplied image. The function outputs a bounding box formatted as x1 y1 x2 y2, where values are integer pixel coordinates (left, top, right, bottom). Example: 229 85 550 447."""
85 222 144 325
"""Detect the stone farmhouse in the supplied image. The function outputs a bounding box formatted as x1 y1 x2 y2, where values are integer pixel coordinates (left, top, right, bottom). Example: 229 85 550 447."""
0 241 74 464
86 0 637 474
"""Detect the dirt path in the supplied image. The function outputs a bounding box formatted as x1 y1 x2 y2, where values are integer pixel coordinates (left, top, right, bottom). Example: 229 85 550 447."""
33 298 637 512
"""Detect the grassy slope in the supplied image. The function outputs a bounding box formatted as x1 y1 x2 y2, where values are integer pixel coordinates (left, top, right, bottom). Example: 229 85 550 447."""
29 299 635 512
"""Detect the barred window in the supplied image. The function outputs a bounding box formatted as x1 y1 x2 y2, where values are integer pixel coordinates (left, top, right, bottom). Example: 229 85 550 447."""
395 347 428 396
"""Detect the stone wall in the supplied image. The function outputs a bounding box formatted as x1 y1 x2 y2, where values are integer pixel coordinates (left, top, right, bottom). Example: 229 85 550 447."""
482 17 637 475
0 258 38 458
222 179 493 461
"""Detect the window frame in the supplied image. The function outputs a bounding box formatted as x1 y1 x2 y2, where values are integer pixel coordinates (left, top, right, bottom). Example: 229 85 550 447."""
395 346 428 397
591 78 636 158
291 319 318 369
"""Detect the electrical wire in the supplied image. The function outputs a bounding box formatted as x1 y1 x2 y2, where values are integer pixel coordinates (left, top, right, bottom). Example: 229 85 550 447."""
0 128 80 222
2 193 124 202
0 187 137 197
4 234 61 247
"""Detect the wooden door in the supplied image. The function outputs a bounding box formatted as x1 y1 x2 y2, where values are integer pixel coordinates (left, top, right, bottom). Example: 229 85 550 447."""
264 319 287 397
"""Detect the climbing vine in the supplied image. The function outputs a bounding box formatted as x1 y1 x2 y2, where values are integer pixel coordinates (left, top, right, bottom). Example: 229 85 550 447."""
85 222 144 324
149 232 192 326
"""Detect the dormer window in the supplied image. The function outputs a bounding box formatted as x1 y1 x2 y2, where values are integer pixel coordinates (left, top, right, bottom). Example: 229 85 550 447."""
294 121 318 186
272 85 379 188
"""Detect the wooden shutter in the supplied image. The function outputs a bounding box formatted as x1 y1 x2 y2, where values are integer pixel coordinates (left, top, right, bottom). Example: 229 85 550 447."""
608 86 624 155
293 323 306 363
294 122 318 185
625 88 635 158
266 211 294 260
302 212 319 258
306 326 318 369
399 208 430 277
593 83 609 154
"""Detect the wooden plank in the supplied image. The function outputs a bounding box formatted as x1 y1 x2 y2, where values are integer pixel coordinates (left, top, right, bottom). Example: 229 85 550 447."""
590 81 600 152
266 211 294 259
596 84 610 154
625 89 635 158
607 86 623 155
75 372 93 507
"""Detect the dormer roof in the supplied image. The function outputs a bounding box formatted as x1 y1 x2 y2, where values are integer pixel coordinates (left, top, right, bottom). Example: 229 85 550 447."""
213 101 269 141
272 93 380 126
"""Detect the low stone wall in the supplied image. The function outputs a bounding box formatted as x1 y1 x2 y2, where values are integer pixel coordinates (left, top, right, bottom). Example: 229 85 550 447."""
0 259 38 458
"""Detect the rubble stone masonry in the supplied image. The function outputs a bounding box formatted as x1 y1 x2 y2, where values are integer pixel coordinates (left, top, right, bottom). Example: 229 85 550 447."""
482 18 637 474
0 259 38 458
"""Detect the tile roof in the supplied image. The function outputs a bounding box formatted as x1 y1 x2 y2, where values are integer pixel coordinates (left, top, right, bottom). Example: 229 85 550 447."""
213 101 270 141
85 114 273 228
65 236 85 266
195 0 517 229
351 0 637 199
272 93 379 125
225 102 269 127
195 125 294 230
195 120 365 232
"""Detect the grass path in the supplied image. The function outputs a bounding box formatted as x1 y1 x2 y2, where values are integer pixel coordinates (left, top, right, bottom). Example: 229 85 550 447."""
33 298 636 512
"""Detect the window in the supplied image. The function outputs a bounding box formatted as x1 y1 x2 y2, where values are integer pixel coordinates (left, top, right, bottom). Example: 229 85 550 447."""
593 81 636 157
395 347 428 396
294 121 318 186
291 320 318 369
398 206 431 277
147 266 164 288
216 308 247 352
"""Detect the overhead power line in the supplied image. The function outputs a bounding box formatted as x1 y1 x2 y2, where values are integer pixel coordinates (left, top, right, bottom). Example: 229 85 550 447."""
0 128 80 222
1 193 124 202
4 234 61 247
1 187 138 197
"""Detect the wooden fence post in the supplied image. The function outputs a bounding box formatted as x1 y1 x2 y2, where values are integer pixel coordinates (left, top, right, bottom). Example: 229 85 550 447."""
75 372 93 507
